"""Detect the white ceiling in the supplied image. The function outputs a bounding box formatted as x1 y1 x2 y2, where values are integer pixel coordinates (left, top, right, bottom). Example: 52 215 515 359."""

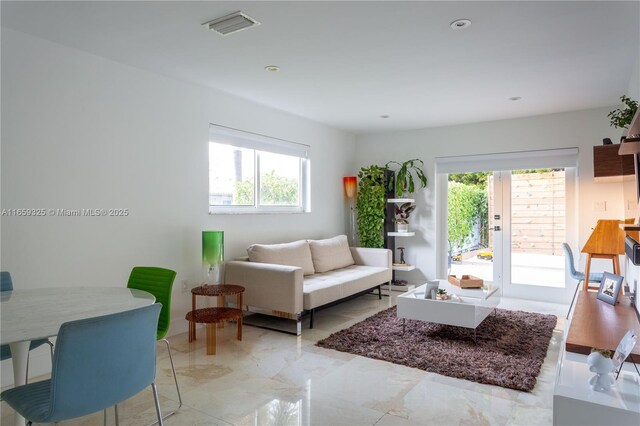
2 1 639 134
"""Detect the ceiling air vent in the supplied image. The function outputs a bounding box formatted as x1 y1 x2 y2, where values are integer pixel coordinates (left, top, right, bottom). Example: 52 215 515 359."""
203 11 260 36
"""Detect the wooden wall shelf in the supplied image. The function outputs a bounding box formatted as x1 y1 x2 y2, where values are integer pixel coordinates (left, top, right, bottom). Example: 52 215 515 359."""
594 144 635 180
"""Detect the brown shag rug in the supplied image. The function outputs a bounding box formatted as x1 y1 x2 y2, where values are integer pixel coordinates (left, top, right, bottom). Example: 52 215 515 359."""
316 306 557 392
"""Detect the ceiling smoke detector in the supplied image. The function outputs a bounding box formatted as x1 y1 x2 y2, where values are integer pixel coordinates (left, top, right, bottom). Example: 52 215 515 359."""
450 19 472 30
203 11 260 36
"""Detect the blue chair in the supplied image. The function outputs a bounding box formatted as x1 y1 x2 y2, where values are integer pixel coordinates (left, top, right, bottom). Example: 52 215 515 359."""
0 271 53 381
563 243 604 319
0 304 164 425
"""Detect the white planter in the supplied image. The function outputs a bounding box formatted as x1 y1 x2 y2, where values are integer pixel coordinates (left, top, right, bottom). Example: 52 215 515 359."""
396 223 409 233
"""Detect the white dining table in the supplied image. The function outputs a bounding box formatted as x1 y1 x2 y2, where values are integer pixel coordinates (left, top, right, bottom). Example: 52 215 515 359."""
1 287 156 426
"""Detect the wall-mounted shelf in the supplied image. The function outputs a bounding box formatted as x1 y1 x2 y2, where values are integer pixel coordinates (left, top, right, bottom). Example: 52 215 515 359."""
392 264 415 271
381 283 415 292
387 198 415 203
388 231 415 237
619 139 640 155
593 144 634 181
620 224 640 231
618 108 640 154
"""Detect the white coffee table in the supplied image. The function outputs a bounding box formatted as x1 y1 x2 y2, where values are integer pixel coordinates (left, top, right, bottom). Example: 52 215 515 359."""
397 279 500 339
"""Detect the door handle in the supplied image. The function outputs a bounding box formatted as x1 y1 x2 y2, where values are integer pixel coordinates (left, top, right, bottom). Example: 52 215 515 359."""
494 226 501 231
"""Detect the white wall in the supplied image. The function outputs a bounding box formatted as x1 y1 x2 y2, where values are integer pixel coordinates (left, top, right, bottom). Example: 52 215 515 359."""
627 56 639 101
0 28 356 384
355 107 629 290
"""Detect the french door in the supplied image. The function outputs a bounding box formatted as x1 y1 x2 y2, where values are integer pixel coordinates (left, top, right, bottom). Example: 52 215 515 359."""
492 169 573 302
439 149 578 303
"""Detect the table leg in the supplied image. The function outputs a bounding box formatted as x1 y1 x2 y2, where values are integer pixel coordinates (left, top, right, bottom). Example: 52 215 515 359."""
613 254 621 275
583 253 593 291
217 295 225 328
237 293 244 341
206 323 217 355
189 293 196 342
10 341 30 426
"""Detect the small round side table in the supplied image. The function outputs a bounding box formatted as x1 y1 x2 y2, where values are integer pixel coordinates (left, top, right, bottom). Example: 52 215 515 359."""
185 307 242 355
188 284 244 342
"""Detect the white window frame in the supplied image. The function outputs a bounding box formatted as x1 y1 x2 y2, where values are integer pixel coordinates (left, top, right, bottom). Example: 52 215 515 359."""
208 124 311 214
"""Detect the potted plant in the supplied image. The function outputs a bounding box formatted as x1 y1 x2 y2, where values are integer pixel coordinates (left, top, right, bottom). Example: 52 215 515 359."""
436 288 449 300
356 164 387 248
394 202 416 232
608 95 638 139
385 159 428 196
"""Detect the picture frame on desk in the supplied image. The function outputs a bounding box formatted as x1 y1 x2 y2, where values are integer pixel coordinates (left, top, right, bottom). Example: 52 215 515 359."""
597 272 624 305
612 329 638 375
634 153 640 205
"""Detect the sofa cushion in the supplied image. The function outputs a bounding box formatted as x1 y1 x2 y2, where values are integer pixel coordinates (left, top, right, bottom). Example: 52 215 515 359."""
303 265 390 309
248 240 315 276
308 235 355 273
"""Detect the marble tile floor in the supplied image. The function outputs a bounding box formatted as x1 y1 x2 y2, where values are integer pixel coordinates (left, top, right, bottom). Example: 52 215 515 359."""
1 293 568 426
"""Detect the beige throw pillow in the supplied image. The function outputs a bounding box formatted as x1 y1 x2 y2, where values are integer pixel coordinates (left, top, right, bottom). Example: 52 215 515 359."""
308 235 355 273
247 240 315 275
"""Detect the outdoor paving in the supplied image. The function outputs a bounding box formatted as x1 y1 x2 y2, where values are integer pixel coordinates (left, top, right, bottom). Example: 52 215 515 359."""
450 253 564 288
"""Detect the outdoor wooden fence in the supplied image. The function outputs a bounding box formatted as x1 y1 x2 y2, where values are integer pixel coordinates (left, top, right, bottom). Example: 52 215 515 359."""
488 170 565 256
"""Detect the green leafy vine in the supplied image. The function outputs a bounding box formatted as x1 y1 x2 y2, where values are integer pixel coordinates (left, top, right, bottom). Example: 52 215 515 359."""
356 165 387 248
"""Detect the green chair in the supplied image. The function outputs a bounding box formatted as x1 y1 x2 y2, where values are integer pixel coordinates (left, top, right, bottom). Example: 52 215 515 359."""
127 267 181 421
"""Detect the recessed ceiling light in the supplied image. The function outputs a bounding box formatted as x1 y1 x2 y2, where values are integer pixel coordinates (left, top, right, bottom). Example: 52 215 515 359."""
380 115 390 119
450 19 472 30
264 65 280 72
508 96 522 101
203 11 260 36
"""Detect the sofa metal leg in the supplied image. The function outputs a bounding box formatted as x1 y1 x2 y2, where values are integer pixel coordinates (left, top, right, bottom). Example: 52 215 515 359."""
377 285 382 300
310 309 315 329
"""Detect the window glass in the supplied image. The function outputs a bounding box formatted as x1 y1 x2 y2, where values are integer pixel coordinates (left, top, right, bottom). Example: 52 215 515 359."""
258 152 300 206
209 144 254 206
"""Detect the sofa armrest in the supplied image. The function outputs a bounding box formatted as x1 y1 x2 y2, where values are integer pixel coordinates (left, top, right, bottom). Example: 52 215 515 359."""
350 247 392 268
224 261 304 315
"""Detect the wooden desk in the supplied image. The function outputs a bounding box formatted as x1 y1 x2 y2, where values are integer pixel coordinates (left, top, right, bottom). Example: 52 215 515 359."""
565 291 640 363
581 219 628 291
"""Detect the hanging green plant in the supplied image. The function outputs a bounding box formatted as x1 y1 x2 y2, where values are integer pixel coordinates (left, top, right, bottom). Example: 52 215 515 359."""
608 95 638 129
356 164 387 248
385 159 428 195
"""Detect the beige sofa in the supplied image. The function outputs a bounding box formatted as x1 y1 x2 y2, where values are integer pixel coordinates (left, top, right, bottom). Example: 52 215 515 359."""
225 235 392 334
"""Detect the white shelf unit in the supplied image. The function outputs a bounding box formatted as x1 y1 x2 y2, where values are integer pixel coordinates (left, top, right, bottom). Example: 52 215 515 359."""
386 197 417 292
388 231 415 237
387 198 415 204
381 283 416 292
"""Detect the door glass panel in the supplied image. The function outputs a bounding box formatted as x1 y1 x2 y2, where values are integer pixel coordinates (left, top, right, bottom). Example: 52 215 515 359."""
510 169 565 287
447 172 493 282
